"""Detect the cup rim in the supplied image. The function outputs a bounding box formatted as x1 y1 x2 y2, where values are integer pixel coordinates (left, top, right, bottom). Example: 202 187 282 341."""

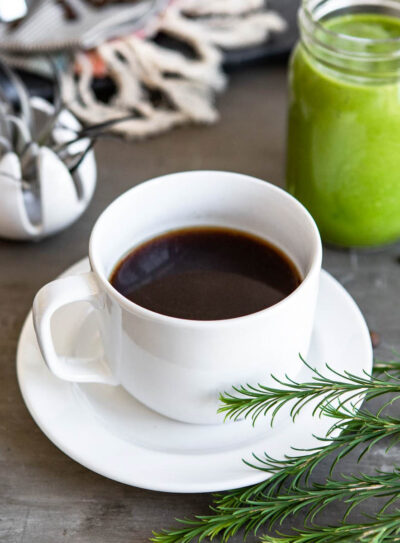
89 170 322 328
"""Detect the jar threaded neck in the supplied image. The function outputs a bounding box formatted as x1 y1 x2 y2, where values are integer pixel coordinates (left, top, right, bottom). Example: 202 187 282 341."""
299 0 400 80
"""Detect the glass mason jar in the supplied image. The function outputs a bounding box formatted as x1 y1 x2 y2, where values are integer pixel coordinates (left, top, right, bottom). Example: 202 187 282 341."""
286 0 400 247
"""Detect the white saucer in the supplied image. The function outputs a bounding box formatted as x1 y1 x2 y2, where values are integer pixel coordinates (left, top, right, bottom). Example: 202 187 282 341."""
17 259 373 493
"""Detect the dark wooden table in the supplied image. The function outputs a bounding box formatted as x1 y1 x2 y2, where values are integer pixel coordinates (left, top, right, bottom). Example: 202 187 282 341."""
1 61 400 543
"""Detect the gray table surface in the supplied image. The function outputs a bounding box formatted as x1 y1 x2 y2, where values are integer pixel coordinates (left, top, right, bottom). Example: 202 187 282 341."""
1 62 400 543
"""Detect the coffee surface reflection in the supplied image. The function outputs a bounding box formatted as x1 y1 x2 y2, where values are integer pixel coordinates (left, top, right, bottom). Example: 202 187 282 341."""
110 226 301 321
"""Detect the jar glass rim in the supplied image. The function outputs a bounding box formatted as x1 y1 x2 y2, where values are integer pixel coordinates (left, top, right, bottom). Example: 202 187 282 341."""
302 0 400 45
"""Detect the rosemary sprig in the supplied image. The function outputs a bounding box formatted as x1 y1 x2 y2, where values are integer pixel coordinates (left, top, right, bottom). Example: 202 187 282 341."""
152 409 400 543
218 405 400 508
261 512 400 543
152 360 400 543
218 357 400 424
152 468 400 543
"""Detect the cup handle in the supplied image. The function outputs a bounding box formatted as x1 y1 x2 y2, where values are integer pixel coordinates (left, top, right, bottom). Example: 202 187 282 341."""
33 272 117 385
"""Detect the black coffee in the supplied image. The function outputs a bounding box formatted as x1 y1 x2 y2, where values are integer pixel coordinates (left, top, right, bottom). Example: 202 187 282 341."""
110 227 301 321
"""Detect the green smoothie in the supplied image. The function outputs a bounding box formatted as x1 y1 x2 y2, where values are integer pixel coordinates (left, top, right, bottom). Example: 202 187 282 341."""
287 13 400 247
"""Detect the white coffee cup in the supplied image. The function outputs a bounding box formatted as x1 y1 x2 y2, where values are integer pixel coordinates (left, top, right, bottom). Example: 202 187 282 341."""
33 171 322 425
